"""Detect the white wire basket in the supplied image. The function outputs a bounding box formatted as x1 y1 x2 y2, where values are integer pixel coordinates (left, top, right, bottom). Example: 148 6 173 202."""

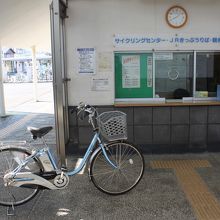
96 111 127 141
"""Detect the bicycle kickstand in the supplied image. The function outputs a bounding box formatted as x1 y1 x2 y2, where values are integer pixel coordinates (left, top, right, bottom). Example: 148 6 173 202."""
7 204 15 216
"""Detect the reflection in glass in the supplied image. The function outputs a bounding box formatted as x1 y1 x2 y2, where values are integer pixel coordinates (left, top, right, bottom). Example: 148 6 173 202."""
155 52 193 99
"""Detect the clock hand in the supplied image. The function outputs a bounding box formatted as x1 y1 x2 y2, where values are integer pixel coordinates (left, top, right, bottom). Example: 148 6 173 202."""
170 14 180 21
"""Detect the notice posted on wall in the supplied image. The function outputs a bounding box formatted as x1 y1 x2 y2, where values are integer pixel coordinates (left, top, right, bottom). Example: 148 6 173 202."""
147 57 153 87
122 55 140 88
98 52 113 73
77 48 96 74
91 78 110 91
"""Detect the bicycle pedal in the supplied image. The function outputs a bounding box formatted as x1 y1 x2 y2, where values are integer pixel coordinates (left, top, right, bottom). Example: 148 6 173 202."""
7 205 15 216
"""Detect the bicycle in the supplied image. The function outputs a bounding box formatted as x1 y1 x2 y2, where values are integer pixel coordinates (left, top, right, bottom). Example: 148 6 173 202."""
0 103 145 208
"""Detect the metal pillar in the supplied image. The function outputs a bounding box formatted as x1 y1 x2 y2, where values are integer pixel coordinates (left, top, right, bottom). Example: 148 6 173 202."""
0 44 6 117
50 0 68 167
31 45 38 102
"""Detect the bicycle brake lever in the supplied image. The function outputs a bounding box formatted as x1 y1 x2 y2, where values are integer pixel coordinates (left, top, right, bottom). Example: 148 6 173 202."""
70 108 75 114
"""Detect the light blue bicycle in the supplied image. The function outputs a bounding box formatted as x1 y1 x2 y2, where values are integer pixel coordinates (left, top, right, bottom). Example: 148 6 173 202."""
0 103 144 207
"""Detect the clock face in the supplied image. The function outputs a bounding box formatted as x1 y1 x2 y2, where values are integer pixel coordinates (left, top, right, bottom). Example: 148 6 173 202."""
166 6 187 28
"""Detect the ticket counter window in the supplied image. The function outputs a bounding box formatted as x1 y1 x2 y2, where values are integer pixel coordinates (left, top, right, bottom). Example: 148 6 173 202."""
115 51 220 102
155 52 194 99
196 52 220 98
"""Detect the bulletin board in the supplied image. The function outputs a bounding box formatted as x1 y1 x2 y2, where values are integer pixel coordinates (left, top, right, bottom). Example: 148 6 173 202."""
115 53 153 98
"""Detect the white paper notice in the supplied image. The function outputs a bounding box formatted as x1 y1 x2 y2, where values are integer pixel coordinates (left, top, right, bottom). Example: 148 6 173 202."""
147 57 153 87
98 52 113 72
91 78 109 91
122 55 140 88
77 48 95 74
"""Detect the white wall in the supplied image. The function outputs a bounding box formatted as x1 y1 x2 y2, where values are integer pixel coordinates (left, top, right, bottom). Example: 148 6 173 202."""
66 0 220 105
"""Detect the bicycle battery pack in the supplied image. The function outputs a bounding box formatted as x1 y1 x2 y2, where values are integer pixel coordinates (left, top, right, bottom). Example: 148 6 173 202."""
38 151 55 172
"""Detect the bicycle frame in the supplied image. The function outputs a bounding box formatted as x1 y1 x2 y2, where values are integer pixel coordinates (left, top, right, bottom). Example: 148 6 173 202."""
67 132 117 176
4 132 117 190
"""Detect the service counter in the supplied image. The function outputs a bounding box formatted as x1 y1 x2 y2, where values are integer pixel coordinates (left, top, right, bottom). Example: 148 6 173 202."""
114 101 220 107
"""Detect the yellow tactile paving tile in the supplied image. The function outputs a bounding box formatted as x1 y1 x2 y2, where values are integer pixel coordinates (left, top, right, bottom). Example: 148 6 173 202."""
151 160 220 220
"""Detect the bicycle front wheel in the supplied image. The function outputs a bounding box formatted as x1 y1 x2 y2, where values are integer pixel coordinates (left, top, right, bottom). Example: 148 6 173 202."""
0 147 41 206
90 141 144 195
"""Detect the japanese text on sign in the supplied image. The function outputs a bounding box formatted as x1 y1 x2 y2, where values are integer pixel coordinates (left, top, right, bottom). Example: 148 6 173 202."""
114 36 220 46
77 48 95 74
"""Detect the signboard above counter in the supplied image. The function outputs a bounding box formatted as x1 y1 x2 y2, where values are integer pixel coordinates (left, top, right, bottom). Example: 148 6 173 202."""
113 34 220 50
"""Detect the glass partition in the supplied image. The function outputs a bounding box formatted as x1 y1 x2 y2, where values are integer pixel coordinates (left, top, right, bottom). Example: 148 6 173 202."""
196 52 220 98
155 52 193 99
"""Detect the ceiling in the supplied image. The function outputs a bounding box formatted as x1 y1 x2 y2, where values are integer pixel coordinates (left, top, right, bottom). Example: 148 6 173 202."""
0 0 52 51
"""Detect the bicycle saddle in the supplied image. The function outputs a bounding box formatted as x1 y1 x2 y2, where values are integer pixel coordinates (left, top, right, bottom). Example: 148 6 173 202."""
27 126 53 139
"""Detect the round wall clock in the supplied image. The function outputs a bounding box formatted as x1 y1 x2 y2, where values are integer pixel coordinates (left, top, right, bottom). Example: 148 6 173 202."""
166 6 188 28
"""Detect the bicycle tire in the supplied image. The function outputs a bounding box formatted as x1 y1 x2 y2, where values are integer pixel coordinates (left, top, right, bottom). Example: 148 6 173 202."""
90 141 145 195
0 146 42 206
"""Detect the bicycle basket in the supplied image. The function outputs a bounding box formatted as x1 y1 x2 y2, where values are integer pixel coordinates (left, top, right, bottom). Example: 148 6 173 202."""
96 111 127 141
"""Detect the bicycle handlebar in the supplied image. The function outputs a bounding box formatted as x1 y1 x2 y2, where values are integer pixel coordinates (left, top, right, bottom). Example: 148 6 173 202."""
71 103 98 129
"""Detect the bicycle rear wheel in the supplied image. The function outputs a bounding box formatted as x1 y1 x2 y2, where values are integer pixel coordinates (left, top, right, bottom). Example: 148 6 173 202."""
0 147 41 206
90 141 144 195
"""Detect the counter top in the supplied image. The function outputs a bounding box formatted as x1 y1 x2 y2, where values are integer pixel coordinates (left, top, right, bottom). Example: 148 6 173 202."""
114 101 220 107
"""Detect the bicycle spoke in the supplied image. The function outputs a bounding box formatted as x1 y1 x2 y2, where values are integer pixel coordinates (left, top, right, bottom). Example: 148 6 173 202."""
90 169 115 177
109 171 117 187
9 152 17 170
120 169 132 183
121 168 138 180
9 152 16 168
96 170 116 187
2 154 8 172
119 150 137 168
6 187 16 204
107 149 117 165
120 148 133 163
120 144 130 160
99 171 116 187
117 144 122 167
5 155 12 170
93 157 113 169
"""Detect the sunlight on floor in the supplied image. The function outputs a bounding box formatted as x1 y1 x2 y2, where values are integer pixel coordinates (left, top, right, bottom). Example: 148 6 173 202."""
56 208 71 217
